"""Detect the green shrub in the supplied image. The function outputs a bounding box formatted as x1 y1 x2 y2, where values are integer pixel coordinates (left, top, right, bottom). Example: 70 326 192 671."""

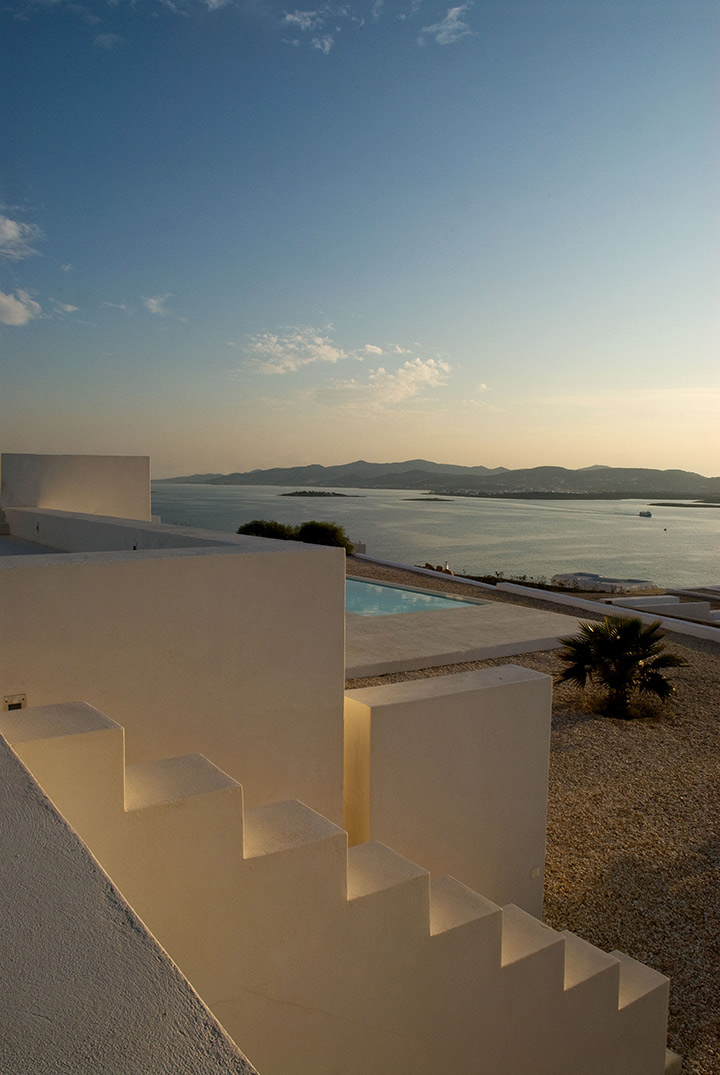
237 519 298 540
236 517 353 553
296 520 354 553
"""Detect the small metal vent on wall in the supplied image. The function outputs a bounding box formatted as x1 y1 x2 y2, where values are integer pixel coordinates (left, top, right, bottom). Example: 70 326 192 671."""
3 695 26 711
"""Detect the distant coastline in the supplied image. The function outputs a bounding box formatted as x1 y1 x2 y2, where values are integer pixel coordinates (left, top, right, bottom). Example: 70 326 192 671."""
156 458 719 501
280 490 363 498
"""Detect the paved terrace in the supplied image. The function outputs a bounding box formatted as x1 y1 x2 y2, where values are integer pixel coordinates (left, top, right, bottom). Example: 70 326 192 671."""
345 578 582 677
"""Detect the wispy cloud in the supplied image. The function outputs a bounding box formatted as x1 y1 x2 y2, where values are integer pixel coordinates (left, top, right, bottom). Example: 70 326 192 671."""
94 31 124 48
367 356 451 403
102 300 133 313
12 0 479 53
0 213 44 261
284 8 326 31
50 298 79 315
143 293 174 316
248 326 349 373
0 288 42 326
312 33 334 51
418 3 473 45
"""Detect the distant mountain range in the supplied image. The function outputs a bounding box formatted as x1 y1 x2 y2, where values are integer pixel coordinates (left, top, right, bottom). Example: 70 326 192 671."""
157 460 720 499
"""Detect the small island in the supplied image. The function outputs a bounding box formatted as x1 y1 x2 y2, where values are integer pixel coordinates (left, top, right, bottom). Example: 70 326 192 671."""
280 490 363 497
405 497 453 502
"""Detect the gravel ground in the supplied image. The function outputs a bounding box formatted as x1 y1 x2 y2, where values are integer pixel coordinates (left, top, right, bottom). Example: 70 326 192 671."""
346 557 720 1074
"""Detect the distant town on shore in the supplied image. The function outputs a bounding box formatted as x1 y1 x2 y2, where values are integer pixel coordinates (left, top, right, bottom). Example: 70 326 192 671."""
157 460 720 501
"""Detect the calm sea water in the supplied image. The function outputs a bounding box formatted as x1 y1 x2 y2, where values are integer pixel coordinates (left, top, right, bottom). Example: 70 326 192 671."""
151 483 719 589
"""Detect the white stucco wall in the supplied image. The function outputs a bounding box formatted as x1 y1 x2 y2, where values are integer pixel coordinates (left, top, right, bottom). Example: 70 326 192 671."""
0 542 346 823
345 666 553 916
0 453 151 520
0 734 257 1075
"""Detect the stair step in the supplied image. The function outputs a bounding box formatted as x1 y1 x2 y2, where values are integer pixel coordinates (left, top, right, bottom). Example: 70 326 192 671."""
243 798 345 859
429 875 501 936
500 904 563 967
0 702 125 829
612 950 670 1010
0 700 120 744
124 754 240 810
346 841 428 901
561 930 620 991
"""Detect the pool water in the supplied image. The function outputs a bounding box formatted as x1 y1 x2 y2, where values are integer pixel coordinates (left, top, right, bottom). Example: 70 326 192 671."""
346 578 482 617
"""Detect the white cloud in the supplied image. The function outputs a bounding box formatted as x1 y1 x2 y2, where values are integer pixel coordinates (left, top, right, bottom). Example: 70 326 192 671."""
143 293 174 315
364 344 383 355
60 263 72 272
368 356 451 403
0 214 44 261
102 300 132 312
312 33 334 51
94 32 123 48
248 326 348 373
51 299 79 315
419 4 473 45
284 9 325 31
0 289 42 326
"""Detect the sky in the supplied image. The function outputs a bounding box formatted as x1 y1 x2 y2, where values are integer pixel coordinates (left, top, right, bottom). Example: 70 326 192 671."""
1 0 718 479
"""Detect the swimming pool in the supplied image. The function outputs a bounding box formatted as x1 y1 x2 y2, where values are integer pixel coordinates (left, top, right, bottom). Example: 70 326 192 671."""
346 578 483 617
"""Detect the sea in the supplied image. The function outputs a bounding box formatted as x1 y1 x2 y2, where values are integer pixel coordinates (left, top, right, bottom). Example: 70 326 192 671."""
151 483 720 590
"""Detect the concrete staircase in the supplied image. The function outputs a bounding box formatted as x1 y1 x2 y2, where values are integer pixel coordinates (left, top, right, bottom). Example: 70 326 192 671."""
1 701 675 1075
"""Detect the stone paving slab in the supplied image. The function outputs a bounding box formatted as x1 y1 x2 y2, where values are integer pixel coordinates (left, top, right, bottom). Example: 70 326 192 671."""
346 601 581 677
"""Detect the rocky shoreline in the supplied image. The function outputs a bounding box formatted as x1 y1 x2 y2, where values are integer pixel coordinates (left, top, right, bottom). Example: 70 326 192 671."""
346 556 720 1074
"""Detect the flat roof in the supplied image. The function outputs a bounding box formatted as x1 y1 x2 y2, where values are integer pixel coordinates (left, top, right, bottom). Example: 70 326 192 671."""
0 536 62 556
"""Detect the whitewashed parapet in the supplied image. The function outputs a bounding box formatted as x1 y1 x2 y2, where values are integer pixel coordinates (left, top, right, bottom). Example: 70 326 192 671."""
0 452 151 520
345 665 552 917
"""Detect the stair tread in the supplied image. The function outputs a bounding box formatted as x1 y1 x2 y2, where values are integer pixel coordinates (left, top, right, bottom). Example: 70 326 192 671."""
243 798 346 858
429 875 501 935
347 841 429 900
561 930 620 990
611 950 670 1009
125 754 240 810
0 701 119 744
501 904 563 966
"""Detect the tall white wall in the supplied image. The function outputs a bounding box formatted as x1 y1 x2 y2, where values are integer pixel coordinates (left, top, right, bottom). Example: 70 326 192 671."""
0 453 151 520
0 543 346 823
345 666 552 916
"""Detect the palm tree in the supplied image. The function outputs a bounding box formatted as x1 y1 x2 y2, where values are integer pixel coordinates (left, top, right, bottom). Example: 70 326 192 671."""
556 615 686 717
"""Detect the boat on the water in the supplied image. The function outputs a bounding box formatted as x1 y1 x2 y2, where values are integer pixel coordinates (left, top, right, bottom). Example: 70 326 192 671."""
639 510 652 517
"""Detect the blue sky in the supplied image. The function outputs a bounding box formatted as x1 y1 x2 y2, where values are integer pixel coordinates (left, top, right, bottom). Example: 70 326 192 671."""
1 0 718 478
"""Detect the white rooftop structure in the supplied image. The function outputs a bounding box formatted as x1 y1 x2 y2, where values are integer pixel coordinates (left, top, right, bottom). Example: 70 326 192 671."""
0 452 680 1074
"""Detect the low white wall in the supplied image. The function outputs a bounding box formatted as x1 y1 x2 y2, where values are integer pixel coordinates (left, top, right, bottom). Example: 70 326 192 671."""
496 582 720 643
5 506 243 553
0 735 256 1075
0 453 151 520
345 665 552 917
0 542 346 823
